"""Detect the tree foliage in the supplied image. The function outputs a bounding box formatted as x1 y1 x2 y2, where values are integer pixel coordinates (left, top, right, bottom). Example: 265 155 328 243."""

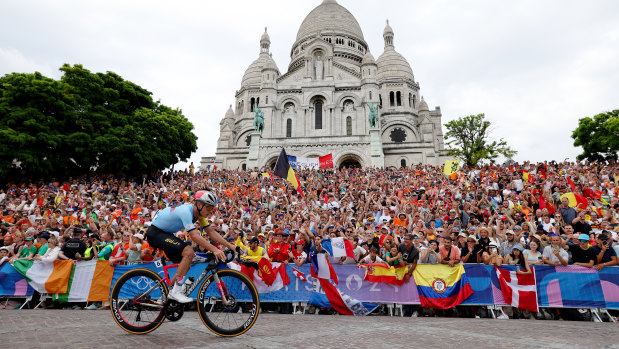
571 110 618 162
444 113 517 167
0 64 197 181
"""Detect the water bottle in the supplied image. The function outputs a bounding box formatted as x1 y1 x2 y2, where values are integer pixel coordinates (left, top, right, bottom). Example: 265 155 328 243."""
181 276 194 295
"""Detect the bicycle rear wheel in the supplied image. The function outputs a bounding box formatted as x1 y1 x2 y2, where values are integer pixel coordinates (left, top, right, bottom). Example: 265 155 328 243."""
197 269 260 337
110 268 168 334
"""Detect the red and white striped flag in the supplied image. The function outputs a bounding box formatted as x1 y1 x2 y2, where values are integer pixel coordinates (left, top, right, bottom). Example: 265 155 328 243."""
292 268 307 282
495 266 538 312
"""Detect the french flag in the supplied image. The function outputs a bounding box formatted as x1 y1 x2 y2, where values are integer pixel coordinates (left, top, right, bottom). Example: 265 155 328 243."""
321 237 355 260
495 266 538 313
310 253 338 285
309 278 377 316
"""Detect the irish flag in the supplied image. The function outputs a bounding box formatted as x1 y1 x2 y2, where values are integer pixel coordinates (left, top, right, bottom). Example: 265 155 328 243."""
12 260 114 302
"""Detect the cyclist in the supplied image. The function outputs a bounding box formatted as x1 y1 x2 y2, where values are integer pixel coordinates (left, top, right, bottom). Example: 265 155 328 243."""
145 190 236 303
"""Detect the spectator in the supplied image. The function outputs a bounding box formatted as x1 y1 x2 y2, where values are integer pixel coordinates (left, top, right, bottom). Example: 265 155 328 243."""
420 239 441 264
0 246 9 265
33 236 60 262
559 197 577 224
385 245 403 267
542 235 569 266
481 242 503 265
439 236 460 267
500 230 524 258
505 245 525 265
11 235 37 262
568 234 596 268
358 246 389 267
591 232 617 271
461 235 482 263
289 239 307 267
523 239 543 265
58 228 87 260
572 210 592 236
268 230 291 262
126 233 144 265
97 231 115 261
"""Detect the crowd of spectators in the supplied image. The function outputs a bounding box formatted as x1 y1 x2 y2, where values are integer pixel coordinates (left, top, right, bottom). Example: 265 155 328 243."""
1 160 618 318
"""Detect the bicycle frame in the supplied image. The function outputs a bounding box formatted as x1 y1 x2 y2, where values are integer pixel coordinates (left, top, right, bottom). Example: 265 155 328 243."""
152 258 230 304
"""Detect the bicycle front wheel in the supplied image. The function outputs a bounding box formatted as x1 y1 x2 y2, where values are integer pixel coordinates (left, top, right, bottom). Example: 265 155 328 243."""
110 268 168 334
197 269 260 337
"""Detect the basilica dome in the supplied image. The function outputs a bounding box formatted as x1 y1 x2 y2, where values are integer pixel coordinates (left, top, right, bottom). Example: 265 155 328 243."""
376 21 414 82
295 0 365 42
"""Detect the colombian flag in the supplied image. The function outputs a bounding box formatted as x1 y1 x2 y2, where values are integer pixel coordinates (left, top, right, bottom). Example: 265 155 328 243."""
273 148 304 197
361 263 409 285
413 264 473 309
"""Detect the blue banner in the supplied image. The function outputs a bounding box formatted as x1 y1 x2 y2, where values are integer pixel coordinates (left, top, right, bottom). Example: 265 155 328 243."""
287 155 297 169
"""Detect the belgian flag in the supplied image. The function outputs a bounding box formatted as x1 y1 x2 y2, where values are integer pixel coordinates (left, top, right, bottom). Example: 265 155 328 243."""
273 148 304 197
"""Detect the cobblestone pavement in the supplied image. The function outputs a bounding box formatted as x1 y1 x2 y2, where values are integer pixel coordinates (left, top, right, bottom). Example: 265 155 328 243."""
0 310 617 349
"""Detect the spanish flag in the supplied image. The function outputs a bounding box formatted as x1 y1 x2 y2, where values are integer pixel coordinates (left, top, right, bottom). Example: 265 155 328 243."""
361 264 409 285
413 264 473 309
273 148 304 197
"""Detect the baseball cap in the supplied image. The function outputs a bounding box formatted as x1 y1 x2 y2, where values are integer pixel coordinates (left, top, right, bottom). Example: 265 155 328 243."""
505 230 515 235
133 233 144 240
248 237 259 244
283 229 290 236
578 234 590 241
295 239 306 246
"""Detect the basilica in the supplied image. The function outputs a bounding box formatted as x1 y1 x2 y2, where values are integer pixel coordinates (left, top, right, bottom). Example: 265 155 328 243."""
205 0 448 170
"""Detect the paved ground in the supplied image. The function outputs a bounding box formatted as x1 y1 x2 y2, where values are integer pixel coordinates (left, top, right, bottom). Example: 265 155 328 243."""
0 310 617 349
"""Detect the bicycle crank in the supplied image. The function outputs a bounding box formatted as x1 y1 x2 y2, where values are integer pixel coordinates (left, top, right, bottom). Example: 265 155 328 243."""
164 300 185 322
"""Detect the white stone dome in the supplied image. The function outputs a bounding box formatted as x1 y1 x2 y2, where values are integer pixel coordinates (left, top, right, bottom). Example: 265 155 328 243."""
361 51 376 65
296 0 365 42
225 104 234 118
376 47 414 82
418 97 429 111
241 54 279 87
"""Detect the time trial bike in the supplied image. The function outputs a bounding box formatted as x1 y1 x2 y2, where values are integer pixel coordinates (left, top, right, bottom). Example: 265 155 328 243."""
109 249 260 337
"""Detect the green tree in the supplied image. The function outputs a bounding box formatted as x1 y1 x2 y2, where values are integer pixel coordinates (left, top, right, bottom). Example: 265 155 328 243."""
571 110 618 162
444 113 517 167
0 64 197 181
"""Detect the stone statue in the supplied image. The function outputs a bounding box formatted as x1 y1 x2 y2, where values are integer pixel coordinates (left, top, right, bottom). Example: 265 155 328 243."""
314 55 323 80
368 102 379 128
253 107 264 134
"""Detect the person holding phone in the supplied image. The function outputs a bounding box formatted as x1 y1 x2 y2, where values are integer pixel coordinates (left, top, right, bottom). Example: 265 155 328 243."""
590 232 617 270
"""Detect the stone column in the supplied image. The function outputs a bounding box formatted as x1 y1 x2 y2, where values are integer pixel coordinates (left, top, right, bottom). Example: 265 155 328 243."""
246 132 261 169
369 128 384 168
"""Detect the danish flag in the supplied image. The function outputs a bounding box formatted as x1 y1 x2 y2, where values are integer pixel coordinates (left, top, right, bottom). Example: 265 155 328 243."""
495 266 538 312
292 268 307 282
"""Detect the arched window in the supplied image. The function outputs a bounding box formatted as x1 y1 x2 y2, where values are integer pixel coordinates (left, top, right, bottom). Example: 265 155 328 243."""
250 98 255 112
346 116 352 136
286 119 292 138
241 163 247 171
409 93 413 108
315 101 323 129
389 92 395 107
379 94 382 107
396 91 402 106
266 96 268 104
369 91 372 100
401 159 407 168
256 97 260 107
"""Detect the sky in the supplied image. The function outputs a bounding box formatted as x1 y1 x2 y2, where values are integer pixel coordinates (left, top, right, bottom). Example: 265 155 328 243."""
1 0 618 170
